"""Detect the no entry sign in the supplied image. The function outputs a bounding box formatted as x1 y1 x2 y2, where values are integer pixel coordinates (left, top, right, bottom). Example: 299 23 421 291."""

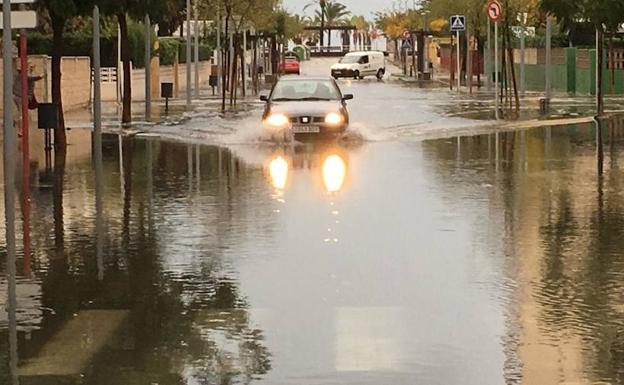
487 0 503 22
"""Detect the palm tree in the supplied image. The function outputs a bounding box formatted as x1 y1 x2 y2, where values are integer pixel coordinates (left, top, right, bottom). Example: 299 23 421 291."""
316 1 350 47
350 15 369 50
304 0 327 46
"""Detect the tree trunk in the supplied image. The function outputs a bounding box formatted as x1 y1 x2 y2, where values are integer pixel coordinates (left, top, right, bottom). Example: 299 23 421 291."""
51 16 66 150
506 27 520 112
241 36 246 99
230 36 238 107
320 6 325 47
118 13 132 124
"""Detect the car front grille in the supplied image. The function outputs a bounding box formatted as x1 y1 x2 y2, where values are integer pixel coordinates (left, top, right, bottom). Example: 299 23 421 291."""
290 116 324 124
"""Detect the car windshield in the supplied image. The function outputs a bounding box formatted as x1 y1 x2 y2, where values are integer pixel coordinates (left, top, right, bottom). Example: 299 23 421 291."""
271 80 341 101
339 55 362 64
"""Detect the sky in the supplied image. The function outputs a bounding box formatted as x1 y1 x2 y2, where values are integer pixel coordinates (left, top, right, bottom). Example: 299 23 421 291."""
282 0 389 19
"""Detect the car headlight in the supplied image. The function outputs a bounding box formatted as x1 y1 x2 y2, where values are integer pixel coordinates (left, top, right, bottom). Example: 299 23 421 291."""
325 112 344 126
266 113 290 129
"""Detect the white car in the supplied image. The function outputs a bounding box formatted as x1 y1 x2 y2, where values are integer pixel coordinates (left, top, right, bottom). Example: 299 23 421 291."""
331 51 386 80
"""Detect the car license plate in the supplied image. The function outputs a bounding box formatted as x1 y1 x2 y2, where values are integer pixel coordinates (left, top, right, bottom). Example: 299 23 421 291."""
292 124 320 133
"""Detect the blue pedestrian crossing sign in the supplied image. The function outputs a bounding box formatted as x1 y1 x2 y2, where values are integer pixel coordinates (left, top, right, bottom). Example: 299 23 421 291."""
450 15 466 32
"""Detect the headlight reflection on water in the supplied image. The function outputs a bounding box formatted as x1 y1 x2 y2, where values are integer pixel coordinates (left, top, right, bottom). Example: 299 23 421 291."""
322 154 347 193
269 156 289 190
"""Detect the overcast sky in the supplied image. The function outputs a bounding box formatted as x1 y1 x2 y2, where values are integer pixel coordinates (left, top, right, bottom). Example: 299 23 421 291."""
281 0 388 19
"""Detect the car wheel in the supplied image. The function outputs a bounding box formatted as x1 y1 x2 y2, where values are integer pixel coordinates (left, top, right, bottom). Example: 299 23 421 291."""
376 69 385 80
332 75 339 80
353 70 360 80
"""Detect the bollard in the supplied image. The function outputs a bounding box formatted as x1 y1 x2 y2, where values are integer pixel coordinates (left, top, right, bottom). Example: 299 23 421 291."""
38 103 58 169
161 82 173 114
539 98 550 114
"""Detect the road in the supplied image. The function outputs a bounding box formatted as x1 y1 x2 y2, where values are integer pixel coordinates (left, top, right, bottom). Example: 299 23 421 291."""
1 58 624 385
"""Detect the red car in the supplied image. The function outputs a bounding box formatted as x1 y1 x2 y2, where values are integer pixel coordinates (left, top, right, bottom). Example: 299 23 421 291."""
280 58 300 75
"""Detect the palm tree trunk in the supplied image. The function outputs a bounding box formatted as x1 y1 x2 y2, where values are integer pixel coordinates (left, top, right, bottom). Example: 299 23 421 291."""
320 3 325 47
118 13 132 124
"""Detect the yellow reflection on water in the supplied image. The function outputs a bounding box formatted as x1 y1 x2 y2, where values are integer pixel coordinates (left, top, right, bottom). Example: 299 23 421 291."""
322 154 346 193
269 156 289 190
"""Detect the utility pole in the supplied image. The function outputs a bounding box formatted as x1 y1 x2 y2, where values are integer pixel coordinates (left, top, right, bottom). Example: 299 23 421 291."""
596 27 604 115
145 14 151 120
544 15 552 110
194 0 199 99
519 12 526 96
186 0 192 108
216 9 221 95
494 20 499 119
93 6 104 281
486 18 491 90
3 2 18 383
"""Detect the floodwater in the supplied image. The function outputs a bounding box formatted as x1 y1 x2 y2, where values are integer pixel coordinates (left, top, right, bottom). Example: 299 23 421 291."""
2 59 624 384
1 117 624 384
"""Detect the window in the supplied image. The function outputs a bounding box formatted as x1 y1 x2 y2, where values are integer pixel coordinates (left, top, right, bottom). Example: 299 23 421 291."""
359 55 369 64
271 80 341 101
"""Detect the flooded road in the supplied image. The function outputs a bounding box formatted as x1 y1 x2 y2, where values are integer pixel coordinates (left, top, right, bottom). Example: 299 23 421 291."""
2 117 624 384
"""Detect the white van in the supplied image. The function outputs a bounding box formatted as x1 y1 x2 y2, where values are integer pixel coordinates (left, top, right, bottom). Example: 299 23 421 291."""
331 51 386 80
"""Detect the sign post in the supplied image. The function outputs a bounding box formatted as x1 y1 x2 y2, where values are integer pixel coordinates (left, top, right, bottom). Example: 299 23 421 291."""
450 15 465 92
2 0 36 382
487 0 502 119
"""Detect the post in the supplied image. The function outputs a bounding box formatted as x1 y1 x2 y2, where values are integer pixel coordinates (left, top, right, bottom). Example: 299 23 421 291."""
93 6 104 281
186 0 192 108
423 13 429 74
466 25 472 93
243 28 247 95
144 14 151 120
486 18 491 90
596 27 604 115
494 21 499 119
94 8 102 137
19 34 31 275
520 16 526 96
411 33 416 78
3 2 18 384
545 15 552 103
194 0 199 99
216 10 222 95
117 23 122 104
456 30 461 92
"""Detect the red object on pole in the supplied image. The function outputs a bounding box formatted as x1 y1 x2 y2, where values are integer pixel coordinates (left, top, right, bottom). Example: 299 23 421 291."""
19 34 31 275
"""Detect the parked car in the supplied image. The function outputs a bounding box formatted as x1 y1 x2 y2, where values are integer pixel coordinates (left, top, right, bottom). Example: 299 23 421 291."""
260 77 353 139
331 51 386 80
279 58 300 75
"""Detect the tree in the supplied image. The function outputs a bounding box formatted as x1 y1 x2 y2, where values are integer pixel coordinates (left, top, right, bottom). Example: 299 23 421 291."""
304 0 327 46
97 0 165 124
316 1 350 47
36 0 92 150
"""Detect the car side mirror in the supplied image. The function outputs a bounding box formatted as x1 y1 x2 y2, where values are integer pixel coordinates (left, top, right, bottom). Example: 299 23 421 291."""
342 94 353 101
260 95 269 102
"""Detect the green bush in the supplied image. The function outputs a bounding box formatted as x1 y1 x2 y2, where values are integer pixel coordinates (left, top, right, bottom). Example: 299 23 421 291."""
158 37 180 66
178 42 213 64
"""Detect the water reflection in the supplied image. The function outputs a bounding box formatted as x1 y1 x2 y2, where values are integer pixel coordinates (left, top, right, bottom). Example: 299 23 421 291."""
268 156 289 191
322 154 347 193
265 148 349 195
4 116 624 384
1 136 273 385
421 116 624 384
